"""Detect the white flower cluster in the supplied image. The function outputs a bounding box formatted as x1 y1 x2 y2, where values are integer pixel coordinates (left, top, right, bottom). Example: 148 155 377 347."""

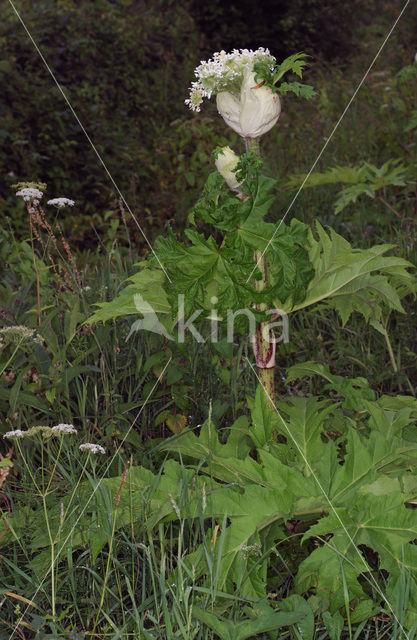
15 187 43 205
79 443 106 455
0 325 43 344
3 429 25 439
185 48 275 112
47 198 75 208
239 543 262 559
51 423 77 434
3 423 77 439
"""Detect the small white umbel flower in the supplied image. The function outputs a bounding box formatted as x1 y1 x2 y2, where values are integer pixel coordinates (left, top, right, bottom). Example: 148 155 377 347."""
47 198 75 208
51 423 77 435
3 429 25 439
16 187 43 205
79 443 106 455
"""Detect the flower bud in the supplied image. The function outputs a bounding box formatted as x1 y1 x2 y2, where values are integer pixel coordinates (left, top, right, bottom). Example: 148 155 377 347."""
214 146 242 191
216 70 281 139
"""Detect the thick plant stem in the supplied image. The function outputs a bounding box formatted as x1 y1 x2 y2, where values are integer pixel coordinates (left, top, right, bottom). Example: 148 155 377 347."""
245 136 276 405
253 249 275 406
245 137 260 155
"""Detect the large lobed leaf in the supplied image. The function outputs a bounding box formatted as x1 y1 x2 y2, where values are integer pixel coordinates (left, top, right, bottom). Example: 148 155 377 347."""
279 221 415 324
4 379 417 624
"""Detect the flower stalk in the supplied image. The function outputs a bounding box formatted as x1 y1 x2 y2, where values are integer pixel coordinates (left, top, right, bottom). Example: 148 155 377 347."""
245 137 275 404
253 248 275 404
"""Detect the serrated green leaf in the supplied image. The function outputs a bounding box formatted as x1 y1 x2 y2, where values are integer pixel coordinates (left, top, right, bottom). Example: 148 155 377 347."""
278 82 317 99
280 222 415 325
88 267 171 324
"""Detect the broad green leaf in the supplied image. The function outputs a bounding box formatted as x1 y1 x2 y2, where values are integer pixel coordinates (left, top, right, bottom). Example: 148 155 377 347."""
159 414 251 462
275 397 336 470
247 384 281 449
279 594 315 640
192 605 305 640
322 610 344 640
280 222 415 326
88 267 171 324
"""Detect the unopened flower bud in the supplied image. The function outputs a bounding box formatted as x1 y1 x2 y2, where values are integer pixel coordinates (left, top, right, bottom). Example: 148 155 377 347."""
214 147 242 191
217 70 281 139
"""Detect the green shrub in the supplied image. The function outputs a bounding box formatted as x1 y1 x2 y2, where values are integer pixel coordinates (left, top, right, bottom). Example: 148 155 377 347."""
0 0 199 244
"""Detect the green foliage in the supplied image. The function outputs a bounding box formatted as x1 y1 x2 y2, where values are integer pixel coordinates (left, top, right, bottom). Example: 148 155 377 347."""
278 81 317 99
90 202 415 339
0 0 200 243
191 604 306 639
5 377 417 629
91 154 316 332
287 159 413 214
287 221 416 324
253 52 317 100
396 61 417 84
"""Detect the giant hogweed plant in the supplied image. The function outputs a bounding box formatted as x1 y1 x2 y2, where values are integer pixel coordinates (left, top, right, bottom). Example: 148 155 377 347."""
90 48 415 401
5 376 417 631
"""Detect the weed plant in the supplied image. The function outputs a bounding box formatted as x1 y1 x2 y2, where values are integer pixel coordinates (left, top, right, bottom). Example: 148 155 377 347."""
1 10 417 640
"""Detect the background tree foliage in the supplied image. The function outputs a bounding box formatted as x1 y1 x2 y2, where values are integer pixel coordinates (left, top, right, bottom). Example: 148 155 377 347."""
0 0 199 242
1 0 416 247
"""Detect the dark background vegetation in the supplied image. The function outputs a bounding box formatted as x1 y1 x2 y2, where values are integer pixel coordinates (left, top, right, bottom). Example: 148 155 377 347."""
1 0 416 247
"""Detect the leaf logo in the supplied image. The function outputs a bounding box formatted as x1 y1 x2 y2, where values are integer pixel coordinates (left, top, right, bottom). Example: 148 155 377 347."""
127 294 174 341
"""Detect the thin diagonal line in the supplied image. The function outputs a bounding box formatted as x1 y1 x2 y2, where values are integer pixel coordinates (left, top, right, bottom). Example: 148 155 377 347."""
246 358 410 639
9 357 172 640
7 0 172 283
246 0 411 284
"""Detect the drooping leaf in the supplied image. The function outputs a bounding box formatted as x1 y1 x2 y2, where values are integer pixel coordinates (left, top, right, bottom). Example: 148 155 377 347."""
88 266 172 324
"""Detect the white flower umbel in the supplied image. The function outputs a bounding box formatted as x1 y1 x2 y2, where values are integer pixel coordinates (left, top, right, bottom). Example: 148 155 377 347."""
16 187 43 205
214 146 243 191
47 198 75 208
0 325 42 344
186 48 275 112
3 429 25 439
217 69 281 138
185 48 280 139
51 423 77 435
79 443 106 455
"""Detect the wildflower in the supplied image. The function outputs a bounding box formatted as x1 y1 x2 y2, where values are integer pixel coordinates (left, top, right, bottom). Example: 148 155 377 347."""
239 543 262 559
185 48 280 138
3 429 25 439
51 423 77 435
186 48 275 113
79 443 106 454
0 325 42 345
47 197 75 208
15 187 43 205
214 146 243 191
26 425 53 438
